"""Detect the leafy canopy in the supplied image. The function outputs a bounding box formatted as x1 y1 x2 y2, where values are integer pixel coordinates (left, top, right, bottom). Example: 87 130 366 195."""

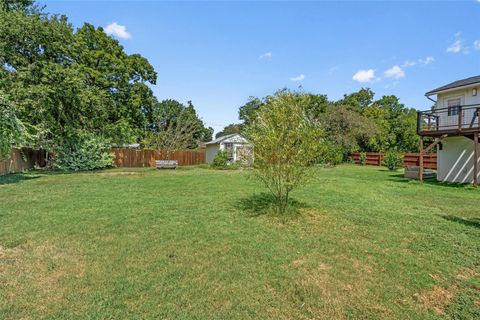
245 91 324 213
144 99 213 152
0 92 24 159
0 0 212 169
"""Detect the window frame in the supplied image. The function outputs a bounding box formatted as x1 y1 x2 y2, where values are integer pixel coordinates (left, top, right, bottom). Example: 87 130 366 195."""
445 96 462 117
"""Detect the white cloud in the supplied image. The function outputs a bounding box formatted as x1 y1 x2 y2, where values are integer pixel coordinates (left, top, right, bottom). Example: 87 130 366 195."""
384 65 405 79
419 56 435 65
402 60 417 67
259 52 272 60
446 33 466 53
403 56 434 68
474 40 480 51
104 22 131 39
290 74 305 81
447 39 462 53
352 69 375 83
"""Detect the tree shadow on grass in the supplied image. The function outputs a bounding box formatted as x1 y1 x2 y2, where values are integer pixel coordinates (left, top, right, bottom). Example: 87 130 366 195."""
387 173 476 189
234 192 309 218
0 173 40 186
440 215 480 229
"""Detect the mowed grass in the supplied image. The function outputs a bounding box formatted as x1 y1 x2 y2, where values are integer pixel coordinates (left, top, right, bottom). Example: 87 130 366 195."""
0 165 479 319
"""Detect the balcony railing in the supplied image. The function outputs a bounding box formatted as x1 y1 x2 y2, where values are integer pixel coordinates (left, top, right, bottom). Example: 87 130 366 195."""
417 104 480 135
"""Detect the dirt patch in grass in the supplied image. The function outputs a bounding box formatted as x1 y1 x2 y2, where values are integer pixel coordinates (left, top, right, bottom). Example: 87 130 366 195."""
414 285 457 315
287 252 386 318
0 240 87 318
455 267 480 280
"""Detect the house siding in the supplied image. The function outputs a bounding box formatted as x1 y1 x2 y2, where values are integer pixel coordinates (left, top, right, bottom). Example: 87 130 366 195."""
205 133 252 164
206 144 220 164
434 86 480 183
437 136 480 183
436 86 480 130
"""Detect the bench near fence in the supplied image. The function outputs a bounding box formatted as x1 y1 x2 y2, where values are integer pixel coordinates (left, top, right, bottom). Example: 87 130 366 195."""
349 152 437 170
156 160 178 169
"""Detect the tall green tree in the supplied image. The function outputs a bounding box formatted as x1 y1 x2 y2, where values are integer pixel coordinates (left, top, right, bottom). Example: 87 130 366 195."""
319 104 378 155
0 92 24 159
301 93 330 121
238 96 264 126
215 123 243 139
336 88 375 113
145 99 212 149
0 1 158 155
365 95 419 152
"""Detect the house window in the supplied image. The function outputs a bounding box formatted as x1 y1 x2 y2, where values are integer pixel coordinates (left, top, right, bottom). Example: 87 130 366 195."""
447 98 461 116
224 143 234 161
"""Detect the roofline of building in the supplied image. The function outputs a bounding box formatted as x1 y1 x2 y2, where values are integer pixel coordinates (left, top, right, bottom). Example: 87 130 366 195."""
425 82 480 97
205 133 241 145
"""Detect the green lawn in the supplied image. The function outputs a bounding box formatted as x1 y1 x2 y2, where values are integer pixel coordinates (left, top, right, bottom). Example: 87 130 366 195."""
0 165 479 319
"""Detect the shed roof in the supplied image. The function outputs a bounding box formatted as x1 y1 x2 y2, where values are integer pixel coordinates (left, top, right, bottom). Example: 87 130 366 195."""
426 75 480 96
205 133 240 145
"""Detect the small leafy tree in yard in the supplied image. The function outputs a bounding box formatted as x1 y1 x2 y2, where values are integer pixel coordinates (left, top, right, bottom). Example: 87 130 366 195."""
383 150 403 171
245 91 323 214
359 152 367 166
0 92 23 159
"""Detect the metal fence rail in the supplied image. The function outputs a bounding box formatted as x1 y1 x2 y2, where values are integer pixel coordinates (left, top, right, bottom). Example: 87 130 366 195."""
417 104 480 135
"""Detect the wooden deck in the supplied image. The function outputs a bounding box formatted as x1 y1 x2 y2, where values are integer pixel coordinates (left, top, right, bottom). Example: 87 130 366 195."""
417 104 480 137
417 104 479 185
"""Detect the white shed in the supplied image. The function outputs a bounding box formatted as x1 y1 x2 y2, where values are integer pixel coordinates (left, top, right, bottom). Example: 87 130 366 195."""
205 133 253 164
419 75 480 184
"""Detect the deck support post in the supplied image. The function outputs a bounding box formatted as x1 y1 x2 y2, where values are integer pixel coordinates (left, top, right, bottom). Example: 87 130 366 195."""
474 132 478 186
419 137 424 182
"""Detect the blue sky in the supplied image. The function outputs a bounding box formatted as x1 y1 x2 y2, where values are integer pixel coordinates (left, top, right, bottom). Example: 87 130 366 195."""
43 0 480 133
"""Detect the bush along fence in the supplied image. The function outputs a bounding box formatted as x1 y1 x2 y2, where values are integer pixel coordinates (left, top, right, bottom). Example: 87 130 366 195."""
0 148 47 176
349 152 437 170
111 148 206 167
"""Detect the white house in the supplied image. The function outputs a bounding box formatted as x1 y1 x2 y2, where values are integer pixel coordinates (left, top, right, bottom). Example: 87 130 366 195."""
205 133 253 164
419 75 480 184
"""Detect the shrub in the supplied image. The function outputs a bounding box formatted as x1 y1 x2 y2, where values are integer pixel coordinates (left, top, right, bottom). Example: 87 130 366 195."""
359 152 367 166
52 134 114 171
383 150 403 171
317 142 343 166
211 150 230 169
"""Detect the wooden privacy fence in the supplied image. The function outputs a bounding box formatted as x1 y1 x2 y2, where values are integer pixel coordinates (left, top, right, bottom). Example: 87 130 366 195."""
349 152 437 169
0 148 47 176
403 153 437 169
349 152 384 166
111 148 206 167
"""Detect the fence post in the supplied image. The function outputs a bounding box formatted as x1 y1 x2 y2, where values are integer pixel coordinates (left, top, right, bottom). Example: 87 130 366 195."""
458 105 463 131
